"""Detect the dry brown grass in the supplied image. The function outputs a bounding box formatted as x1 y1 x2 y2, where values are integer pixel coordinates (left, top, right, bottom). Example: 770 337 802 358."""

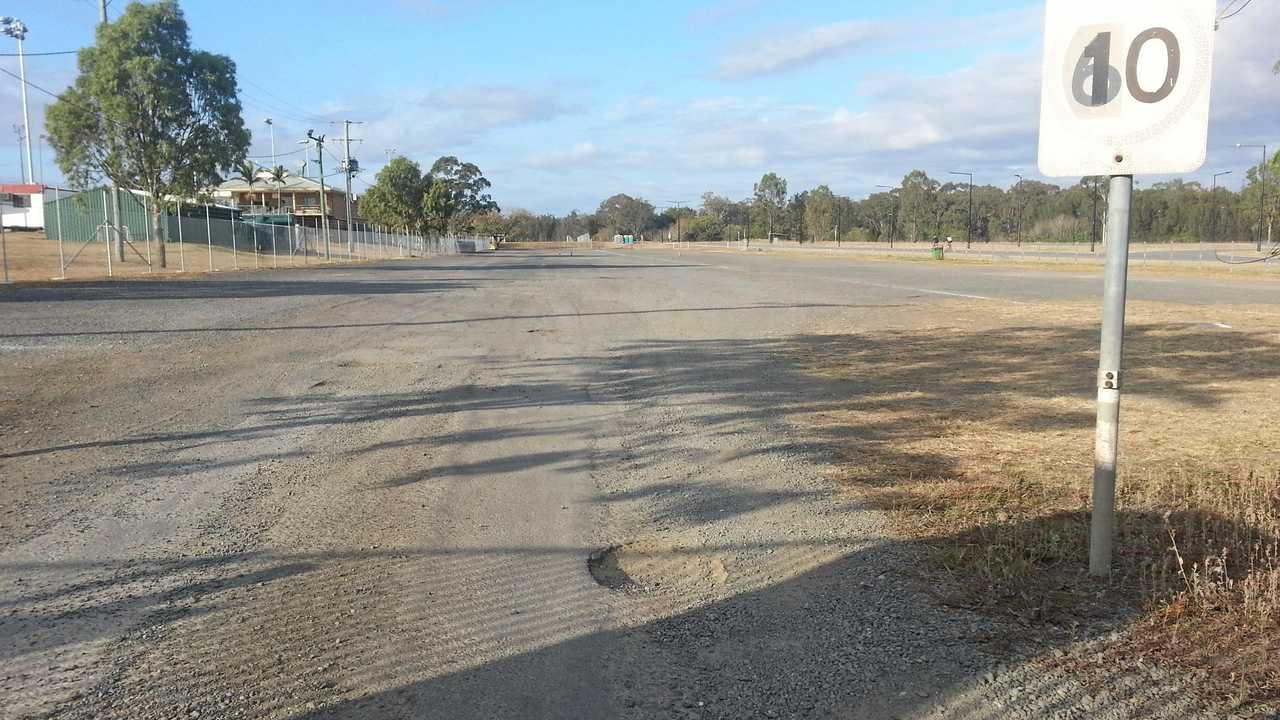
633 240 1280 281
0 230 364 282
797 299 1280 711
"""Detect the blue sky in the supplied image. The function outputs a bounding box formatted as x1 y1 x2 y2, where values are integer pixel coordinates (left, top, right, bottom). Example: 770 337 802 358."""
2 0 1276 214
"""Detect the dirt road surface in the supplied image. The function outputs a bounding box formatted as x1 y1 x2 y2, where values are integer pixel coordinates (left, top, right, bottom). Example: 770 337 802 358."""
3 249 1276 719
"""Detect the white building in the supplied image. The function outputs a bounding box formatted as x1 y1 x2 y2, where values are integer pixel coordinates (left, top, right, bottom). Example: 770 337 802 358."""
0 183 49 230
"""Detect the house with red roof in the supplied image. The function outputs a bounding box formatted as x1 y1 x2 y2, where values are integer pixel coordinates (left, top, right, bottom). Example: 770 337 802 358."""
0 183 51 230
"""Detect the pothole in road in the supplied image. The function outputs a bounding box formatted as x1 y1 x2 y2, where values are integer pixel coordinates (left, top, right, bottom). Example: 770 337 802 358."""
587 545 638 590
587 540 730 594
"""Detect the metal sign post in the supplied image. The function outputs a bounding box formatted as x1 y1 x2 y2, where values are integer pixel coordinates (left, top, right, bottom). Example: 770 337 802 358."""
1039 0 1215 576
1089 175 1132 575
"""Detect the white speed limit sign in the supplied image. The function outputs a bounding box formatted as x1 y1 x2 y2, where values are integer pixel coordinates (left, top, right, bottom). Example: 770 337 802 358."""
1037 0 1216 177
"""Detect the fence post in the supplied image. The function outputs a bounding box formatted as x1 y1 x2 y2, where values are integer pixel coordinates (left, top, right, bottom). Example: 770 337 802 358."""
102 191 113 278
231 216 238 270
54 186 66 279
204 203 213 272
177 206 185 272
0 215 7 283
143 195 153 272
272 224 278 268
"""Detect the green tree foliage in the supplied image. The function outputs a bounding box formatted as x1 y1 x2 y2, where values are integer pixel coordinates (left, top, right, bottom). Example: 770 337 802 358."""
485 163 1271 247
266 164 289 209
236 160 260 209
427 156 499 232
504 209 558 241
804 185 837 243
359 154 498 237
360 156 430 235
682 213 723 243
471 211 510 238
596 193 655 236
46 0 250 268
752 172 787 240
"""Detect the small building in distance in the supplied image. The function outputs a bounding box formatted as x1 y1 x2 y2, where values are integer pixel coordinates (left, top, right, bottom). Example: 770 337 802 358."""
214 173 357 230
0 184 52 230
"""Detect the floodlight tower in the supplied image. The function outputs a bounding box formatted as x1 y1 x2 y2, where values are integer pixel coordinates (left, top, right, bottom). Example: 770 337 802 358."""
1 16 34 183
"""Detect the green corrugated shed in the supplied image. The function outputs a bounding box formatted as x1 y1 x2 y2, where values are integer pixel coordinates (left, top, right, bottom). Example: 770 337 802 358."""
42 187 276 251
43 187 151 242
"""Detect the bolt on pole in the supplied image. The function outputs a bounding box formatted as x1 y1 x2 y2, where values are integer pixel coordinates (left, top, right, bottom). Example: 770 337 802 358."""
1089 174 1134 577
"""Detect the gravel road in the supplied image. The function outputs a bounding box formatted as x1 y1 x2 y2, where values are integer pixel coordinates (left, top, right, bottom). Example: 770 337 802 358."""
2 249 1274 719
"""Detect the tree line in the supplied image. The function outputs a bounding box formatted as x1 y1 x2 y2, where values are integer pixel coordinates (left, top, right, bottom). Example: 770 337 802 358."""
489 161 1278 247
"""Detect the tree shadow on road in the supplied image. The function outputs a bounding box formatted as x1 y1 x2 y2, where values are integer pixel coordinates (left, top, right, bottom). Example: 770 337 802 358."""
5 310 1278 717
7 511 1248 718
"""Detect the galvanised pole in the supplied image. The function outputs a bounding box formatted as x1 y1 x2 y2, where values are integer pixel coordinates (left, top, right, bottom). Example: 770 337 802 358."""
15 34 33 184
204 203 213 272
1089 174 1134 577
54 186 65 278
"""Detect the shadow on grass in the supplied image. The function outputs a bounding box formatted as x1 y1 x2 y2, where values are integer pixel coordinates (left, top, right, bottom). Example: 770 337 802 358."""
3 510 1261 719
5 308 1278 716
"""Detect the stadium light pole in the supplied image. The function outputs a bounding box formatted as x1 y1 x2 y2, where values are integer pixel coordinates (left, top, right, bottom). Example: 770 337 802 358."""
263 118 277 168
1 16 34 184
1211 170 1232 245
949 171 974 248
1236 143 1268 251
875 185 898 248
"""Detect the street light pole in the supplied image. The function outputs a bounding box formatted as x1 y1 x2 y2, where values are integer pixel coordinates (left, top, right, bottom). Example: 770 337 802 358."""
949 171 974 248
1 17 34 184
1237 144 1269 251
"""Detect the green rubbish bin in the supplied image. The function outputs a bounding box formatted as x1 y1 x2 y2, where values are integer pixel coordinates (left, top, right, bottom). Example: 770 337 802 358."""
931 247 944 260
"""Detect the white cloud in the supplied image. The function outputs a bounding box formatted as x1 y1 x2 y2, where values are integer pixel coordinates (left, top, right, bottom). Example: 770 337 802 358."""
351 82 578 163
526 141 600 171
717 21 884 79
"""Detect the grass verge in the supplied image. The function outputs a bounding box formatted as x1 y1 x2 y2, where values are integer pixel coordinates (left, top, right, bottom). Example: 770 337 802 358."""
799 299 1280 713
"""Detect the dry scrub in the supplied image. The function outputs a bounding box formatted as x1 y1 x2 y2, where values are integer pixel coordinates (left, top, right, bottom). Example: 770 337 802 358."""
800 300 1280 712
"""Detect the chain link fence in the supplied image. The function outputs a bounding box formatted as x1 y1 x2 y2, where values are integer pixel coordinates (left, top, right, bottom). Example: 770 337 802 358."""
2 187 470 282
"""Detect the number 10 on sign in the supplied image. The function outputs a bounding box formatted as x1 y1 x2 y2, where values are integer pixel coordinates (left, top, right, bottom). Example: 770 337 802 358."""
1037 0 1215 577
1038 0 1215 177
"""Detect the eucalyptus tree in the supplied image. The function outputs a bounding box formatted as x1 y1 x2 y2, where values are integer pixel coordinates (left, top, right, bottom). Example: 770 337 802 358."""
46 0 249 269
753 172 787 241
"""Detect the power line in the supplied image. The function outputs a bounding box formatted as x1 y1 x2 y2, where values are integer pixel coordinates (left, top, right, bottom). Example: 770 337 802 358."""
239 77 330 124
248 146 305 161
1217 0 1254 22
0 49 78 57
240 96 329 127
0 65 60 99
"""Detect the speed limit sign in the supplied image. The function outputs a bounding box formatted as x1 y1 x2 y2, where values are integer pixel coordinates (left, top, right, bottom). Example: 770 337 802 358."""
1037 0 1216 176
